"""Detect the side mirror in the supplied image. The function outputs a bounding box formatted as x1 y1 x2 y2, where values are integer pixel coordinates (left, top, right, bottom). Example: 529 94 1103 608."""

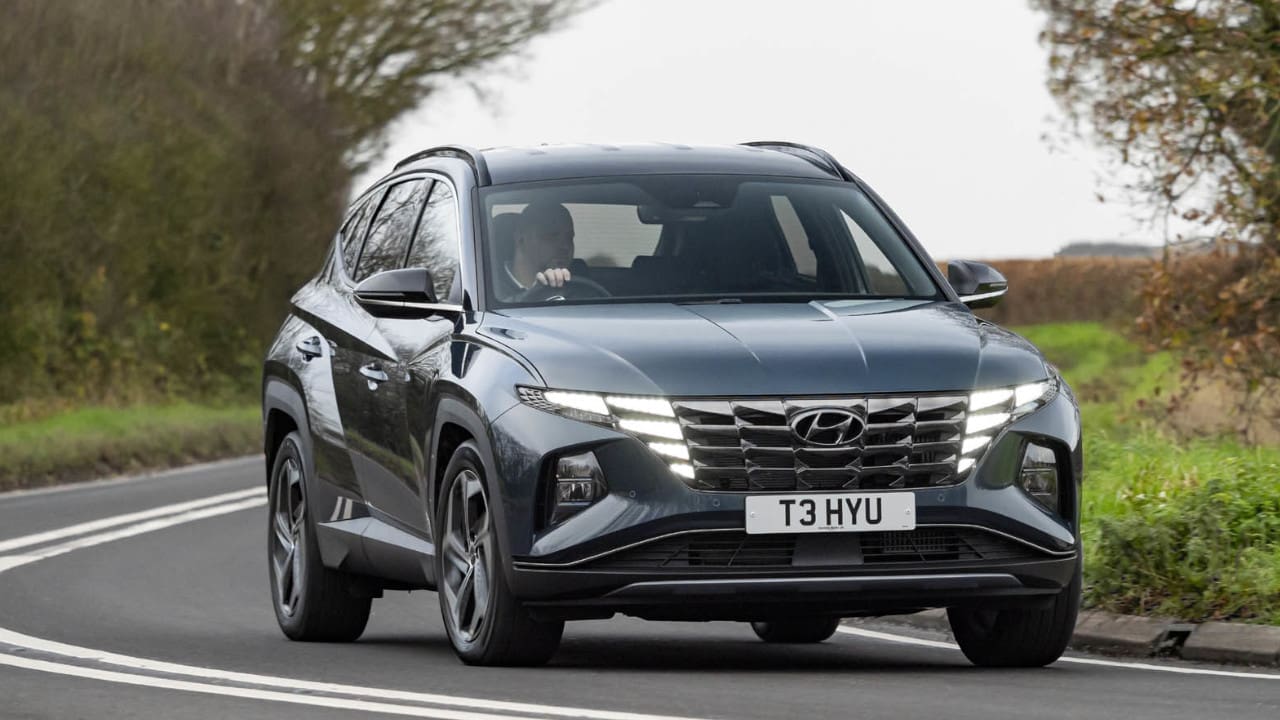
354 268 443 318
947 260 1008 309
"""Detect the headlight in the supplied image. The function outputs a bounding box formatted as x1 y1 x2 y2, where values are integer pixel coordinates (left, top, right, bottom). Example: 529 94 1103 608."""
957 377 1057 474
517 387 693 479
1018 442 1060 513
546 451 606 526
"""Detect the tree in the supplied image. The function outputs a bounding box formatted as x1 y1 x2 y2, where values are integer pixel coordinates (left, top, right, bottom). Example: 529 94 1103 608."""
1035 0 1280 433
273 0 593 169
0 0 590 406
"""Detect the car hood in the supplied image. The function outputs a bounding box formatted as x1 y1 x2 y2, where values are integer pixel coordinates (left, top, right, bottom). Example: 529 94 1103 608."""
480 300 1049 397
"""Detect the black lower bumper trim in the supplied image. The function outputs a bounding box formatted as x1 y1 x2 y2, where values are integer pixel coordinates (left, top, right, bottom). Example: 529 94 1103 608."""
603 572 1026 600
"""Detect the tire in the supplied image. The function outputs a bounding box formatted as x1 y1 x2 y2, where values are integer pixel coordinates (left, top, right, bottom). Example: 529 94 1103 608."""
751 617 841 644
436 440 563 666
268 431 371 642
947 558 1082 667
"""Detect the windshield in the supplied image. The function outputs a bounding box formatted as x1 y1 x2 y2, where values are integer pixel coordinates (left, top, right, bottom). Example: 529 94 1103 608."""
480 175 942 308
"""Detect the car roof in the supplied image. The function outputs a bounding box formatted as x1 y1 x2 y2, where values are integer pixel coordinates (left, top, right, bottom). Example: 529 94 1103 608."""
398 143 845 186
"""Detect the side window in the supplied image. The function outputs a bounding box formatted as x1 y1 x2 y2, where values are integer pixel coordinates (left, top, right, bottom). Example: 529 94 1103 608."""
341 197 375 275
406 181 460 302
840 210 909 295
770 196 817 276
355 180 427 282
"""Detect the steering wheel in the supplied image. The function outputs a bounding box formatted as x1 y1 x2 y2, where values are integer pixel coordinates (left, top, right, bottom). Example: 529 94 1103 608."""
517 276 613 302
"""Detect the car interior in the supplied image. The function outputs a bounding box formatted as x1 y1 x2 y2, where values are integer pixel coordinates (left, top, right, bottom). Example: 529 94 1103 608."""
486 181 919 302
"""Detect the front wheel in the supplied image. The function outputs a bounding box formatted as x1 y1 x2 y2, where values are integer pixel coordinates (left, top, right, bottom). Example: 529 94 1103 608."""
947 559 1081 667
436 441 563 666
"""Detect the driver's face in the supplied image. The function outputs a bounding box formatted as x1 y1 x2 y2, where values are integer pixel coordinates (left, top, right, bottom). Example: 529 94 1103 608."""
520 215 575 269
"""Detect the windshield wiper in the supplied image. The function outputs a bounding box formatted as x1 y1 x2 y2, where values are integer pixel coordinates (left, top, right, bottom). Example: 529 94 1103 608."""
676 298 743 305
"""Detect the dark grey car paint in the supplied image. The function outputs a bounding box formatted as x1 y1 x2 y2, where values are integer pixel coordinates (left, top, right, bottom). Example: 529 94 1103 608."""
261 144 1083 619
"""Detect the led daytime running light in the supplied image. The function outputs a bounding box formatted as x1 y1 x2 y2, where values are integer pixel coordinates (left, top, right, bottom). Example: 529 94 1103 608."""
647 441 689 460
669 462 696 479
965 412 1009 435
542 390 609 417
619 418 684 440
1014 381 1052 408
606 396 675 417
969 387 1014 411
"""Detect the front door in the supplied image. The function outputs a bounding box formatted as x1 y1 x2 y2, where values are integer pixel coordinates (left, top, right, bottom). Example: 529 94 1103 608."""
338 177 430 528
360 178 463 537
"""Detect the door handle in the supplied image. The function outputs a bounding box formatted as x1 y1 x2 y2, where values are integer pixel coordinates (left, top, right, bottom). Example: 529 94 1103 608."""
359 363 389 385
296 336 323 361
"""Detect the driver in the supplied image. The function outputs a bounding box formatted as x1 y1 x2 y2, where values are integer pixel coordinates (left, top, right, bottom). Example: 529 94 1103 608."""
498 200 575 300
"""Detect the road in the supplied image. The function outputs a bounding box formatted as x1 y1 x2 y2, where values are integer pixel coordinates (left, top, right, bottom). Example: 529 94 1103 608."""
0 458 1276 720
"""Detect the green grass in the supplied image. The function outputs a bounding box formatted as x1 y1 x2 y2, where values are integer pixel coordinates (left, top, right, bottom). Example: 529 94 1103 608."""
1013 322 1280 624
0 402 259 491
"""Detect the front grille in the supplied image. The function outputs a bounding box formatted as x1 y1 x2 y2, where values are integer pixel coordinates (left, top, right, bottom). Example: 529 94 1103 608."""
585 528 1041 571
672 395 967 492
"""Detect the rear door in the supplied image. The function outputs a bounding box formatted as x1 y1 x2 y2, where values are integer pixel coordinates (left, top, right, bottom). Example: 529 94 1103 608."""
291 192 382 503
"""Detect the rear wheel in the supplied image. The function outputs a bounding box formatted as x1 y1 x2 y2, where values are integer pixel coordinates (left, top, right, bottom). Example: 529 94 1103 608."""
436 441 563 666
947 559 1081 667
751 617 841 643
268 431 371 642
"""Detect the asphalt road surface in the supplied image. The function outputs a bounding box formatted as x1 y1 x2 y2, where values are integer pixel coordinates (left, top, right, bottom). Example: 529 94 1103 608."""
0 458 1276 720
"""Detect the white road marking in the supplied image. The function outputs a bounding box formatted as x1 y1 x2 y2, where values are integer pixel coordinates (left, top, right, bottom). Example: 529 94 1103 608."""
0 490 707 720
837 625 1280 680
0 624 703 720
0 653 554 720
0 486 264 554
0 495 266 573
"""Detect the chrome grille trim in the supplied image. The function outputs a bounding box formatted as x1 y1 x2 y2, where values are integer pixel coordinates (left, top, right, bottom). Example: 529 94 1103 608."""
672 394 968 492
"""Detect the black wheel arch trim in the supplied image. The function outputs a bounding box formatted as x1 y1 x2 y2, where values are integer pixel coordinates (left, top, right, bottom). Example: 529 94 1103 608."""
430 394 517 587
262 373 314 490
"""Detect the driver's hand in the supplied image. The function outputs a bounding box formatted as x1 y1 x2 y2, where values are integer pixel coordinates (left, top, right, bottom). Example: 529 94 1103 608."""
534 267 571 287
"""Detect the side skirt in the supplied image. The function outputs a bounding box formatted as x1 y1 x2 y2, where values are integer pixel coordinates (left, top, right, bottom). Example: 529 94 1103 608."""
314 515 436 590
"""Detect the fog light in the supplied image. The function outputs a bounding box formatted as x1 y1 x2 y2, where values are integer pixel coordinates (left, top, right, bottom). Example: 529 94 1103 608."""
1019 442 1059 513
548 451 606 526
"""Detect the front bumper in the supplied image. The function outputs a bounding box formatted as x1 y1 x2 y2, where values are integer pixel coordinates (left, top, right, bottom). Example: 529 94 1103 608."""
489 389 1082 619
516 556 1077 621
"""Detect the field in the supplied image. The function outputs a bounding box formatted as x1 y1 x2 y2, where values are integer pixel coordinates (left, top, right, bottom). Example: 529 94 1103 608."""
1017 323 1280 624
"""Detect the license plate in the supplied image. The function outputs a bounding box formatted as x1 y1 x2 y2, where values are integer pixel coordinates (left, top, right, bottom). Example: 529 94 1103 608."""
745 492 916 534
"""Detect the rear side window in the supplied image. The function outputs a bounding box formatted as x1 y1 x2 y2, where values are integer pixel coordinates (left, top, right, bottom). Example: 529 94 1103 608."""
355 179 428 283
406 181 460 302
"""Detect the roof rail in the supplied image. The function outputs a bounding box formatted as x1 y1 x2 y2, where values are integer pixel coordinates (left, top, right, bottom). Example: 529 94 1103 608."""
394 145 492 185
740 141 854 181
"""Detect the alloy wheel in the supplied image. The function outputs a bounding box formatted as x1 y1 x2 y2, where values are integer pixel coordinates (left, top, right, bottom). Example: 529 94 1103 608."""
441 468 493 644
270 456 306 618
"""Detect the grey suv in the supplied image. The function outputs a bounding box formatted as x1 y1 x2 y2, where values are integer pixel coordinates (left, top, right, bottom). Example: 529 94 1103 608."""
261 142 1082 667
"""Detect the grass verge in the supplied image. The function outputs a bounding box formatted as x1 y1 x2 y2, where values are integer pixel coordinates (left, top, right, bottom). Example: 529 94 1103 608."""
0 403 259 492
1014 322 1280 625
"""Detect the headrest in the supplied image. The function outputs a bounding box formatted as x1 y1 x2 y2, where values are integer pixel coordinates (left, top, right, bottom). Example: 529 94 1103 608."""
491 212 521 264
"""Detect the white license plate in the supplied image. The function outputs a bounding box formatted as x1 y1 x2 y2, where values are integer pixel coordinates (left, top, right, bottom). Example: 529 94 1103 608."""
745 492 916 534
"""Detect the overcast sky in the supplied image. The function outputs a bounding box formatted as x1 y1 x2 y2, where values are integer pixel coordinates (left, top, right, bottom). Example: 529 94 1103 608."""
365 0 1159 260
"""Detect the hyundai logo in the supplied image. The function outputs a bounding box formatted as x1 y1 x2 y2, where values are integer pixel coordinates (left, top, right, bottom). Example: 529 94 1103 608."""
789 408 864 447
